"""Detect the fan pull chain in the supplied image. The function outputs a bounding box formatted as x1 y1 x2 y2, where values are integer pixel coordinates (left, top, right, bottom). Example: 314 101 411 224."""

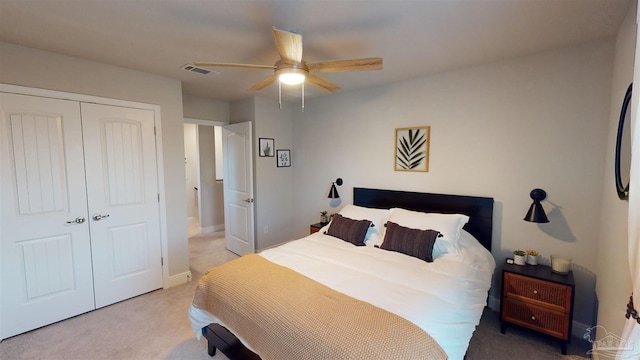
301 82 304 112
278 81 282 109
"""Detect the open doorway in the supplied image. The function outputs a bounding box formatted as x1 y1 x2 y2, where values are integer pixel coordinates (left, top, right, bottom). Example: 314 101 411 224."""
183 121 226 236
183 120 237 276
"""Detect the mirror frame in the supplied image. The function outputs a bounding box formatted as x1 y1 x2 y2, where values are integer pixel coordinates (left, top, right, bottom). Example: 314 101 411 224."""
615 83 632 200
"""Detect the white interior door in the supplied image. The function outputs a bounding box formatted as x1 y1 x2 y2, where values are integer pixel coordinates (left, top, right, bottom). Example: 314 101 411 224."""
0 93 95 339
81 103 163 308
223 122 255 255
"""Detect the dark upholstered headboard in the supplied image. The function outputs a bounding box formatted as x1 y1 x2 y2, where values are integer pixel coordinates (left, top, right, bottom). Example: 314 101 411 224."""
353 187 494 251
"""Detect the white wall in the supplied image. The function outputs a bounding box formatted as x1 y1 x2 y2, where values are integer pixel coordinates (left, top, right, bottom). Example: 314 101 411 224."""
595 1 636 345
293 39 615 330
229 97 296 250
0 42 190 280
253 97 295 250
183 93 230 122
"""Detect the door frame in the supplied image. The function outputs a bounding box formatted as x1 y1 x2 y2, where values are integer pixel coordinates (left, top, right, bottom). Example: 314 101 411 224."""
0 83 170 288
184 118 228 235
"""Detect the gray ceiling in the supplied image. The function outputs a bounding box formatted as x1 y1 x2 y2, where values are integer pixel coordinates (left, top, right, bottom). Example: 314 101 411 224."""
0 0 632 102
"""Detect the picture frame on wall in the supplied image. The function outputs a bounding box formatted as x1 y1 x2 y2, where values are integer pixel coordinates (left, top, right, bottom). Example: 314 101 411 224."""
259 138 275 157
394 126 430 172
276 149 291 167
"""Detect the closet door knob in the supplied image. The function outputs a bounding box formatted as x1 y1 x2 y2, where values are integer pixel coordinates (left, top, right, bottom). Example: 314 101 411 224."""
66 216 86 224
93 214 110 221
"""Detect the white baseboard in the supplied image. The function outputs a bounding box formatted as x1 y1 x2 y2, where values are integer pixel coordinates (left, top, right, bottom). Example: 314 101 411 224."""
487 295 592 341
200 224 224 233
165 270 192 288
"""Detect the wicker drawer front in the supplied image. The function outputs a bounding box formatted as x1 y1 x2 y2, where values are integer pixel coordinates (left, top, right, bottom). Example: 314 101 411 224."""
504 273 570 310
502 299 569 339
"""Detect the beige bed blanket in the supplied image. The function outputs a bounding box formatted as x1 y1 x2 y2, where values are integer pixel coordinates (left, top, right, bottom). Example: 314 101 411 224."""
192 254 447 360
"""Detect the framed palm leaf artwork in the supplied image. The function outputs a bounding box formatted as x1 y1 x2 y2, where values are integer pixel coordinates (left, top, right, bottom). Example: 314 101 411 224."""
394 126 430 172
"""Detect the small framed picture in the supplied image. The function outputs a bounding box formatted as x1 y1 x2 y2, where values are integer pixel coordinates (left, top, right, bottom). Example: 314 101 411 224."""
258 138 275 157
276 149 291 167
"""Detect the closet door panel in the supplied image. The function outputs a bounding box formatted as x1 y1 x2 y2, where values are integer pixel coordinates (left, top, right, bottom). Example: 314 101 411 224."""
0 93 95 339
81 103 163 308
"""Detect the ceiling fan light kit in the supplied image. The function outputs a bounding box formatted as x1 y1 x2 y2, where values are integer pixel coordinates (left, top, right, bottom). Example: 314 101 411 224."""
278 73 305 85
277 67 306 85
195 27 383 110
274 58 309 85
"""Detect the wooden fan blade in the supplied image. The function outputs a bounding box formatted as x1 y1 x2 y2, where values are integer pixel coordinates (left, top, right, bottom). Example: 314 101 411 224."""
272 27 303 63
248 75 277 91
306 74 341 93
194 62 275 70
308 58 383 72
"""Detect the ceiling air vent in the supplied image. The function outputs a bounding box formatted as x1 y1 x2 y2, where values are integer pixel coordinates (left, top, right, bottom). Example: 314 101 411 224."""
181 64 219 76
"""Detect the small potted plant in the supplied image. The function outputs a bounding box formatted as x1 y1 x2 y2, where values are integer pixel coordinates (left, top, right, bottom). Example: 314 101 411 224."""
320 211 329 224
513 250 527 266
526 250 539 265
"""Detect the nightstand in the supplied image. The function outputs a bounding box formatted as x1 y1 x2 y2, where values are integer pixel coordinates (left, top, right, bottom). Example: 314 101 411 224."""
500 263 575 354
310 222 325 234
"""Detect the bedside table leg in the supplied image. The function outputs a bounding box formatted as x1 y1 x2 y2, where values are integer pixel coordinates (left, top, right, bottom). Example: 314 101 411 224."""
561 342 567 355
500 322 506 334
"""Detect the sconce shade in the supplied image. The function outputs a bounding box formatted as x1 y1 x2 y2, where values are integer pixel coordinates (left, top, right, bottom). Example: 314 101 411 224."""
524 202 549 223
523 188 549 223
327 178 343 199
328 183 340 199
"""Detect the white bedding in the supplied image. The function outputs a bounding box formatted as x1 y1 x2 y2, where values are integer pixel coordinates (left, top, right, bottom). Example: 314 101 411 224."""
190 229 495 360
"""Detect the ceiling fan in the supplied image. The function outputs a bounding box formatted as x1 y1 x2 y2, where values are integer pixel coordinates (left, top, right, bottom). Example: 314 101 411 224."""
194 27 383 100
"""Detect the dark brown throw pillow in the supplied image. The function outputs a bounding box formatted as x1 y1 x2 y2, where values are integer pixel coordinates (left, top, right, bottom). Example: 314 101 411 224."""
380 221 440 262
326 213 372 246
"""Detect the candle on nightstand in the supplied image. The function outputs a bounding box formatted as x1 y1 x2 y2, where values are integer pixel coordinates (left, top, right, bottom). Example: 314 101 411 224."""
551 255 571 274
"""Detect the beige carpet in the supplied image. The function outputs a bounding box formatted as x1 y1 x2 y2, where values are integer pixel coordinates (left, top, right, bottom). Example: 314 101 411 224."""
0 266 222 359
189 230 239 276
0 231 591 360
469 308 591 359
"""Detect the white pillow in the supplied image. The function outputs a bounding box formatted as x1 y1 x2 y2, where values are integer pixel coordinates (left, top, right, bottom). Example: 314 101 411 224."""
336 205 391 246
387 208 469 257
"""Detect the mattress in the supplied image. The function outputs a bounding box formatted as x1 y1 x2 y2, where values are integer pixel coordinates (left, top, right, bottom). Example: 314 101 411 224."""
190 229 495 360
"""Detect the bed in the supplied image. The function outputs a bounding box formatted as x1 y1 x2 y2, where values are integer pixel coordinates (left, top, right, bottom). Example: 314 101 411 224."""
189 187 495 360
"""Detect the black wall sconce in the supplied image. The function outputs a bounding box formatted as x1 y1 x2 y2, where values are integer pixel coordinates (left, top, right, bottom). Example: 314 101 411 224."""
328 178 343 199
523 188 549 223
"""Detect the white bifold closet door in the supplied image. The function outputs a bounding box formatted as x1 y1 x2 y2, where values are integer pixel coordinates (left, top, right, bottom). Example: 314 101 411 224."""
0 93 163 339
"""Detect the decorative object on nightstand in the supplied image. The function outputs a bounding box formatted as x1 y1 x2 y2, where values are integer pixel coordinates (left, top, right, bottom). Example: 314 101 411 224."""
500 263 575 355
523 188 550 223
526 250 539 265
320 211 329 225
310 222 323 234
513 250 526 266
550 255 572 275
328 178 343 198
